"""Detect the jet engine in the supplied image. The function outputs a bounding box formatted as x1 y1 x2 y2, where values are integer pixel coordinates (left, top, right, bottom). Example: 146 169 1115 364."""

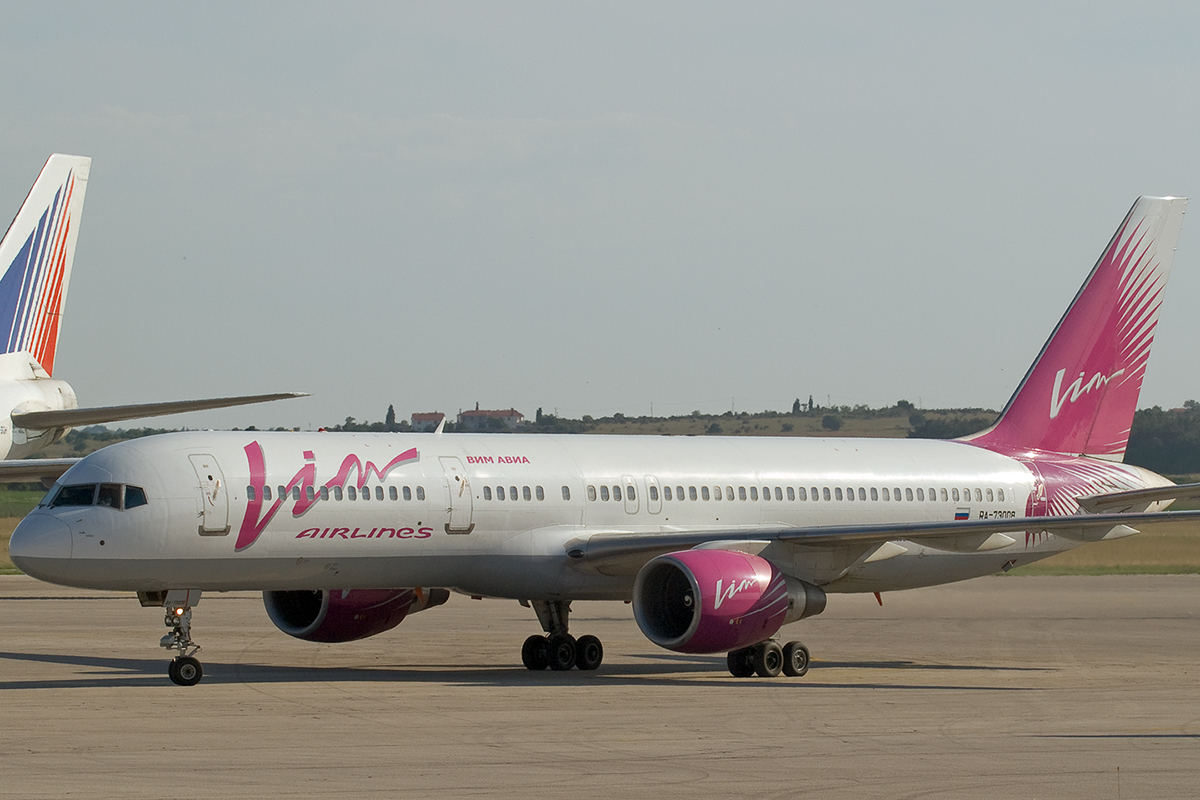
632 549 826 654
263 587 449 643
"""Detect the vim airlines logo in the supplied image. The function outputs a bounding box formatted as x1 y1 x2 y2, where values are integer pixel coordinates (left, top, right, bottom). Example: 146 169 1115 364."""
235 441 420 552
713 577 759 610
1049 368 1125 420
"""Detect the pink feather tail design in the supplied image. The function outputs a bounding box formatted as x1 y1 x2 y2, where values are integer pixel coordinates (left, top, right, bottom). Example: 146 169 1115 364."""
964 196 1187 461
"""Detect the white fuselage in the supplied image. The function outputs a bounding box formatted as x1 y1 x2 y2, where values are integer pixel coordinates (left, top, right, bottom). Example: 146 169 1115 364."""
12 429 1168 599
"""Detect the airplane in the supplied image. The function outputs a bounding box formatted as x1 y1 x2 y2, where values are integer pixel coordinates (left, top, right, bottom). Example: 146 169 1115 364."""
10 195 1200 687
0 154 304 483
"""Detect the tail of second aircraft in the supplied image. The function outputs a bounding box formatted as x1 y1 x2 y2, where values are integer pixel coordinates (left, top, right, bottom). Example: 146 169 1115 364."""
0 154 90 377
963 195 1187 461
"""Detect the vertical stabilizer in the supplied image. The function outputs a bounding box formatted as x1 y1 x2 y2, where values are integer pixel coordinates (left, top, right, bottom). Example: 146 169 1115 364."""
0 154 91 376
965 196 1187 460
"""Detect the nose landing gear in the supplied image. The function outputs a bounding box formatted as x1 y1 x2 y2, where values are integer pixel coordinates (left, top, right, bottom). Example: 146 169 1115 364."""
519 600 605 672
143 589 205 686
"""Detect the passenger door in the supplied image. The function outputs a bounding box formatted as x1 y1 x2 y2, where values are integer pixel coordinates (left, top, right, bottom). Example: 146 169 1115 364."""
440 456 475 534
189 453 229 535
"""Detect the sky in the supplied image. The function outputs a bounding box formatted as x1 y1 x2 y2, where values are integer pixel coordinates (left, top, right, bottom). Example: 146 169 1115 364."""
3 3 1200 430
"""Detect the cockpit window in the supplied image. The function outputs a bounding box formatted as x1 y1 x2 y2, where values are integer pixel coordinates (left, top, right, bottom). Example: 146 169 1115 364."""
96 484 121 508
45 483 148 510
50 484 98 508
124 486 148 509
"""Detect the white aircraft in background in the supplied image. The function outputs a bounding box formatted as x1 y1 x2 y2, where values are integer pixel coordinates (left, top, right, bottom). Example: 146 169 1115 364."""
0 154 304 482
12 195 1200 687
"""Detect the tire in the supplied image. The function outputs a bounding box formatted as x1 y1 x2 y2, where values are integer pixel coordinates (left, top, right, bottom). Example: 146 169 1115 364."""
726 647 756 678
521 635 549 671
575 635 603 671
752 641 783 678
546 633 577 671
782 641 810 677
169 656 203 686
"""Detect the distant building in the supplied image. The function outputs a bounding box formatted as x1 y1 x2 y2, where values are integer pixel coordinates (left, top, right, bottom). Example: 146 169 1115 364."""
458 403 524 431
410 412 445 432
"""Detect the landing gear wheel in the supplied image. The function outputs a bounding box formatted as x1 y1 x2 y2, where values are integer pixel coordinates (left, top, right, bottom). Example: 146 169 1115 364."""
782 641 810 677
521 635 549 671
575 635 604 671
727 647 756 678
546 633 577 671
752 641 783 678
168 655 203 686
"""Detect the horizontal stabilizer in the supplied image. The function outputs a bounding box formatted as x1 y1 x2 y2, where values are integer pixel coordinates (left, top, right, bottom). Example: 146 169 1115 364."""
11 392 308 430
0 457 76 484
1077 482 1200 513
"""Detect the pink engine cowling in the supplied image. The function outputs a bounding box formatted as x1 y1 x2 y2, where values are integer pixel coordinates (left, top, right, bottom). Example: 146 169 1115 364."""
263 588 449 643
632 549 825 654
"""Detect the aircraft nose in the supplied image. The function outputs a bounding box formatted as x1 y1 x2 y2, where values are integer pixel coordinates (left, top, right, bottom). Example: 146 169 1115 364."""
9 512 72 576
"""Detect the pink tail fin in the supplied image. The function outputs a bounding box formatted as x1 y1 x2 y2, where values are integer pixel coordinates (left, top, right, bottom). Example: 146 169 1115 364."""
965 196 1187 460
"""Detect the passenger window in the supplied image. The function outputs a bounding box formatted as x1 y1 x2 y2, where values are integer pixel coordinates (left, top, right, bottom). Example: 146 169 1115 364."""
600 486 609 501
403 486 412 501
870 487 878 501
763 486 771 501
894 487 902 501
776 487 783 501
726 486 734 500
928 488 936 502
664 486 673 501
941 488 948 502
882 487 890 501
277 486 286 500
627 486 636 501
562 486 571 501
348 486 358 500
952 488 960 502
523 486 531 501
484 486 492 500
916 488 925 501
321 486 330 501
701 486 710 500
835 487 843 501
307 486 316 501
906 488 914 501
499 486 507 501
263 486 272 501
587 485 597 501
986 488 994 502
389 486 397 501
650 486 659 502
823 487 831 501
361 486 370 501
750 487 759 501
247 485 256 501
97 484 121 508
712 486 721 500
510 486 518 502
739 486 747 501
975 488 983 502
124 485 148 509
292 486 301 501
857 487 865 501
689 486 698 501
677 486 685 500
997 488 1005 502
811 487 819 501
333 486 343 501
799 487 808 501
417 487 425 501
787 487 795 501
376 486 384 501
613 486 622 502
536 486 545 501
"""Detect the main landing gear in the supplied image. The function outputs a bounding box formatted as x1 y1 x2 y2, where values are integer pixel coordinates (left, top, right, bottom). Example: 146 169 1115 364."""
519 600 604 672
141 589 205 686
726 640 810 679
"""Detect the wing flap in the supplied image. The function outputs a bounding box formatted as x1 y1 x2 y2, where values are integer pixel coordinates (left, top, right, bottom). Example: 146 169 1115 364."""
0 458 77 484
1077 482 1200 512
11 392 308 430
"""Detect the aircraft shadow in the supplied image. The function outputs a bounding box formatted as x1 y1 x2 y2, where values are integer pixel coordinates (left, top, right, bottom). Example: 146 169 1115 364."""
0 649 1045 692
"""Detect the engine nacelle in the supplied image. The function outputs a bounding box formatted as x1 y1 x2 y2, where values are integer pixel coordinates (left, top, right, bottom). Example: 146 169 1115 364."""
263 587 449 643
632 549 826 654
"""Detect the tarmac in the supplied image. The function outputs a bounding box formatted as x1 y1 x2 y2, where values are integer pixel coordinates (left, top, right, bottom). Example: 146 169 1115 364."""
1 573 1198 800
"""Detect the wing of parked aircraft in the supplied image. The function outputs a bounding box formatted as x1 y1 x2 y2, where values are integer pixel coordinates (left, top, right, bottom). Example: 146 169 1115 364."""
0 457 76 484
11 391 309 430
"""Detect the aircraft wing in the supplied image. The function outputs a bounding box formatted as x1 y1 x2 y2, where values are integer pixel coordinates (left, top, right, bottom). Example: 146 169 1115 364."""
0 458 77 484
11 392 308 430
568 509 1200 571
